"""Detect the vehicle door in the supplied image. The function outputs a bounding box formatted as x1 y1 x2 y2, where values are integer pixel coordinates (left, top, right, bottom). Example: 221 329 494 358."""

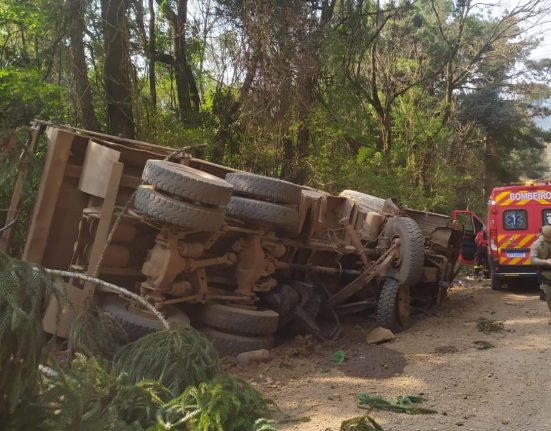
453 210 485 265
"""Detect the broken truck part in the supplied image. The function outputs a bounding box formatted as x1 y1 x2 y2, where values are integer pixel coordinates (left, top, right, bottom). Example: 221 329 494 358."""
2 121 465 356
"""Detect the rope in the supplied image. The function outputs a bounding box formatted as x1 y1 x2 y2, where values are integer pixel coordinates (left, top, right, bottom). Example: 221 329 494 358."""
45 268 169 330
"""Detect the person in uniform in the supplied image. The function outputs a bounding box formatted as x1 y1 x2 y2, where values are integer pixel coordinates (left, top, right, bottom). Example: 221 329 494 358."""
529 225 551 324
474 230 488 276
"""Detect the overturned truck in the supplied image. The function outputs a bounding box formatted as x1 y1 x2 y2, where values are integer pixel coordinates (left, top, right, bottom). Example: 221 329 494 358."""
3 122 464 356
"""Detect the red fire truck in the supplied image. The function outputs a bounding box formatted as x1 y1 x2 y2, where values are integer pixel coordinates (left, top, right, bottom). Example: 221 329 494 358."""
486 183 551 289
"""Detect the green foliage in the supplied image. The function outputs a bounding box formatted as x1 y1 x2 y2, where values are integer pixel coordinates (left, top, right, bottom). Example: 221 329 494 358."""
357 393 437 415
135 109 216 151
6 354 273 431
330 350 347 364
7 348 273 431
476 317 505 334
341 414 384 431
0 129 46 256
0 252 65 415
2 0 550 215
113 323 222 396
0 68 69 131
0 255 274 429
69 307 129 359
154 374 275 431
34 355 172 430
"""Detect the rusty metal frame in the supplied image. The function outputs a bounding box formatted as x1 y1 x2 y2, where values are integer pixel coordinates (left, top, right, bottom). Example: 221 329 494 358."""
326 243 398 309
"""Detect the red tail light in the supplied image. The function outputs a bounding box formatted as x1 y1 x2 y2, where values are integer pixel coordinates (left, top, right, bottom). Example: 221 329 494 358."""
489 228 498 258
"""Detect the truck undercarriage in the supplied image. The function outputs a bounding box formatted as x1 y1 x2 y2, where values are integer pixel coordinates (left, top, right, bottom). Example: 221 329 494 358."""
2 121 464 356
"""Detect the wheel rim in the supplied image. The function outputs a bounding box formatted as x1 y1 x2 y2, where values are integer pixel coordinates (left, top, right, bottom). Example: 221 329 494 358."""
396 284 410 327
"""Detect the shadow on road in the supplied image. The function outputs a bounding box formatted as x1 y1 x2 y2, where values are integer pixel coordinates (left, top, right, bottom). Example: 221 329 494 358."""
339 345 407 379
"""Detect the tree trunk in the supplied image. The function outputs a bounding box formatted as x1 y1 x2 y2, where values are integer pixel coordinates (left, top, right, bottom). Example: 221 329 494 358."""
155 0 200 124
173 0 199 124
148 0 157 111
212 51 259 163
288 1 336 183
382 110 392 151
101 0 134 138
293 72 315 184
67 0 99 131
483 135 498 200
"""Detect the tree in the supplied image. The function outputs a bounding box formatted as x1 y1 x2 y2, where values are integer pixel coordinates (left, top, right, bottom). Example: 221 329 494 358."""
156 0 200 124
425 0 551 123
1 0 551 216
101 0 135 138
67 0 99 130
212 0 337 183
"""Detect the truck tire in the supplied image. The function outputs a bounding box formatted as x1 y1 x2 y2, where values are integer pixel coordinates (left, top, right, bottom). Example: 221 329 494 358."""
491 275 503 290
225 172 302 204
199 327 274 357
100 295 190 341
134 185 225 232
384 217 425 286
376 278 410 332
488 257 503 290
142 160 233 206
339 190 385 213
490 261 503 290
226 196 299 230
198 304 279 336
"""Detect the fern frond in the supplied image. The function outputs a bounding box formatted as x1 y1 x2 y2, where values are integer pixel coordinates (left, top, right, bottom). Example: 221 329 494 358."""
69 306 129 359
154 374 274 431
113 323 221 396
0 252 65 415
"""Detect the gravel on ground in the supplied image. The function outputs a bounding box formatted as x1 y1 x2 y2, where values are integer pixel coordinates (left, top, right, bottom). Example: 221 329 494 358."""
226 277 551 431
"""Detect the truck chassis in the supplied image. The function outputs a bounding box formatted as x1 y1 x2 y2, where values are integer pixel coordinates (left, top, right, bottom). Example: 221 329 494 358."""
2 121 464 356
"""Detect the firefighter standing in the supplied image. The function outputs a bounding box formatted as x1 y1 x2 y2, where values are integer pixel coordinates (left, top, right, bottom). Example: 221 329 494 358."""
474 230 488 276
529 225 551 323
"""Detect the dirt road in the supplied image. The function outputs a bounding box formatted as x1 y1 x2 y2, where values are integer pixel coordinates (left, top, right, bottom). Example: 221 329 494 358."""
228 278 551 430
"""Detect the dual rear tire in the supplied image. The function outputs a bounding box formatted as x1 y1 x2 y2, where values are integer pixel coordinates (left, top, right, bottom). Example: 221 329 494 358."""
100 295 279 357
135 160 233 232
135 161 303 233
225 172 302 232
99 294 190 341
197 304 279 357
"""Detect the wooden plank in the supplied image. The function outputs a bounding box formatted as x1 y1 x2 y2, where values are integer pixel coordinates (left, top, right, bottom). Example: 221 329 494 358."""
41 178 89 270
66 163 141 189
22 127 75 263
78 140 121 198
82 161 124 304
33 120 175 155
